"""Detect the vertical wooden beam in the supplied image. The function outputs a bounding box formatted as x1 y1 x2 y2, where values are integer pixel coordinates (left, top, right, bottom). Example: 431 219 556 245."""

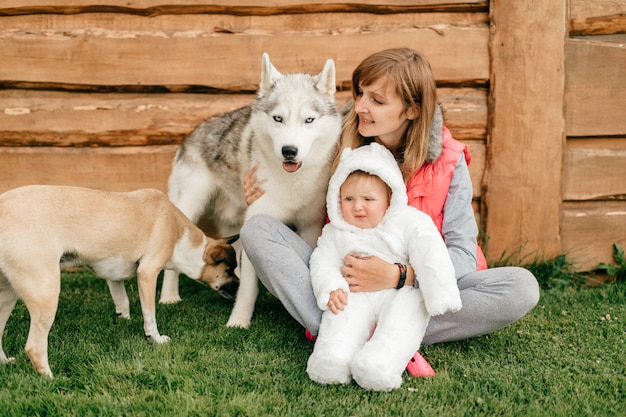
483 0 567 261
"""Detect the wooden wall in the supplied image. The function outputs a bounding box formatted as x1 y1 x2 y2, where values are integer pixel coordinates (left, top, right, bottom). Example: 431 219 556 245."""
561 0 626 270
0 0 624 270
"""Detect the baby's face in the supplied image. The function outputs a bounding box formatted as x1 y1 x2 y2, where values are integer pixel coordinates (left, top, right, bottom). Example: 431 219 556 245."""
340 174 390 229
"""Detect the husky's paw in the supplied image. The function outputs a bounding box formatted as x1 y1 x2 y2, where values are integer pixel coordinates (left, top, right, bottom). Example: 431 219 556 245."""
158 295 182 305
146 334 171 344
39 368 54 379
226 316 251 329
116 311 131 320
0 355 15 365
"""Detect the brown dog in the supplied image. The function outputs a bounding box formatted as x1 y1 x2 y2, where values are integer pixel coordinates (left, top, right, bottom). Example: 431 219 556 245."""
0 185 239 378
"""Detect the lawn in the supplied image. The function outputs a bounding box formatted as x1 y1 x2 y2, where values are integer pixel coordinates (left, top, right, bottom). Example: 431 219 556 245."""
0 269 624 417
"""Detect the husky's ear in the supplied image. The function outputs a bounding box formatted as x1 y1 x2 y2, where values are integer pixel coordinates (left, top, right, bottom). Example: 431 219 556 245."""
259 53 282 96
315 59 336 98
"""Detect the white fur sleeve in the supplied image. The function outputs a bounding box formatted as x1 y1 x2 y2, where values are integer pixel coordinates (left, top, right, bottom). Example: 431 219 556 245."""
309 226 350 311
403 208 462 316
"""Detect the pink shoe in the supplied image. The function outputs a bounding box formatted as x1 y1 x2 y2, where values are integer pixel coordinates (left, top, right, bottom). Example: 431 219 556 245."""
304 329 317 343
406 352 436 377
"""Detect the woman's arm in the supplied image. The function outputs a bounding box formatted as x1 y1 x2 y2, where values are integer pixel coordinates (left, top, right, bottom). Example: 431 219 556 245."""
342 254 415 292
442 155 479 278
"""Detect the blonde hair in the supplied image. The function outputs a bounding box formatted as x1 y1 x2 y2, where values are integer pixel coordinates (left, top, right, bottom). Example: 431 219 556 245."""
335 48 438 181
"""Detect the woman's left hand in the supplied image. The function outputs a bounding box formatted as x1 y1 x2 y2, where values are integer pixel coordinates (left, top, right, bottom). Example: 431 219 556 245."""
243 165 266 206
341 254 399 292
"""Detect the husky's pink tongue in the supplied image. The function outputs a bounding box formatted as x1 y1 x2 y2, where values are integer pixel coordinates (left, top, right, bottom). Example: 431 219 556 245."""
283 161 301 173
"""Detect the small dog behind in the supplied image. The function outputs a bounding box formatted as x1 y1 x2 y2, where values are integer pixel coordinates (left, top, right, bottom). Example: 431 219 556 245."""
0 185 239 378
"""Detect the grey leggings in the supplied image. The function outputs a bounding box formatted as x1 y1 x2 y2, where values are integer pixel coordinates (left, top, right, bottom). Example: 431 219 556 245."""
241 214 540 345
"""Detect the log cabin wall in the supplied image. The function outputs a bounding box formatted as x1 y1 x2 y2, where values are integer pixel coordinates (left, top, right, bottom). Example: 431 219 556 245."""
0 1 624 270
561 0 626 270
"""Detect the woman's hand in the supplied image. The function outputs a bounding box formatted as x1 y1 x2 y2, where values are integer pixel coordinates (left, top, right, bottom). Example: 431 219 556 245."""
327 289 348 315
342 254 414 292
243 165 266 206
342 254 397 292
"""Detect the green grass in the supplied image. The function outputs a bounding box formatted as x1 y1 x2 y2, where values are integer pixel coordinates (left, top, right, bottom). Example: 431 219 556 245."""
1 269 624 417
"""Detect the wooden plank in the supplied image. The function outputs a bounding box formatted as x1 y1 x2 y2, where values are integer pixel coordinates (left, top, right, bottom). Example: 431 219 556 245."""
439 87 488 140
2 0 484 6
0 22 489 89
0 128 485 198
570 0 626 35
0 1 487 16
0 142 484 199
567 137 626 149
0 140 484 201
562 201 626 271
563 142 626 201
465 141 485 200
483 1 566 262
0 91 252 147
0 146 176 194
0 10 488 32
565 36 626 137
0 88 487 146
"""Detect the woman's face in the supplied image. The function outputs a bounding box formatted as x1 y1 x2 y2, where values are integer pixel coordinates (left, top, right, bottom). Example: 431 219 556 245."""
353 76 417 152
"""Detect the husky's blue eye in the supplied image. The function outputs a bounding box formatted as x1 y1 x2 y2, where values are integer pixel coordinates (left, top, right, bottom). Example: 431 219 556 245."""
273 115 283 123
305 117 315 124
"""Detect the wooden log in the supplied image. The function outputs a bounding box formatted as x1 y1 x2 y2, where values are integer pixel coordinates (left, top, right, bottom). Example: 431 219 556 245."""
0 1 487 16
0 19 489 89
0 10 488 32
0 141 484 199
569 0 626 35
1 146 484 212
0 91 252 147
562 140 626 201
562 201 626 271
483 1 566 261
1 145 176 194
439 87 488 140
565 36 626 137
0 87 487 146
465 141 485 200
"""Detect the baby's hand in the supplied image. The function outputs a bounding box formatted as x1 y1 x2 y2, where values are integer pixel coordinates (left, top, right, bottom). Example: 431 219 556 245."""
327 289 348 315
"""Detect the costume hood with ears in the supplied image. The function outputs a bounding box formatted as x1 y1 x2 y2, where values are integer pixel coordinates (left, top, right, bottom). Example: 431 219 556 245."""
326 142 407 229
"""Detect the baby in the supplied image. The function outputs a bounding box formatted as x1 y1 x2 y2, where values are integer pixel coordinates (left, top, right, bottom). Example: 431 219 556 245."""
306 142 462 391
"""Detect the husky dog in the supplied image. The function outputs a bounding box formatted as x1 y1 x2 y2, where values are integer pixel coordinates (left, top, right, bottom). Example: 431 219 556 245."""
159 53 342 328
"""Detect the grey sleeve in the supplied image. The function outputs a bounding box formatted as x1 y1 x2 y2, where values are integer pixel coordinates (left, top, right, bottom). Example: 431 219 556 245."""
442 154 479 279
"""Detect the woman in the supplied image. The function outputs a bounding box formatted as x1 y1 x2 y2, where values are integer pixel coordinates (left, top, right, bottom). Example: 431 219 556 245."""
240 48 539 359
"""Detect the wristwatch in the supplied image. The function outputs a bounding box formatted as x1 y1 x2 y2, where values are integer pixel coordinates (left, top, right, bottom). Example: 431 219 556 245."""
395 263 407 289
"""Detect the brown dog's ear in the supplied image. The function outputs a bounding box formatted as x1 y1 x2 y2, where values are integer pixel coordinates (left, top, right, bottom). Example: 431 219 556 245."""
204 242 237 267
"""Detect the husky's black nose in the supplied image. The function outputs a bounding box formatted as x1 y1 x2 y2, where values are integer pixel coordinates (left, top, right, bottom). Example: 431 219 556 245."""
282 146 298 160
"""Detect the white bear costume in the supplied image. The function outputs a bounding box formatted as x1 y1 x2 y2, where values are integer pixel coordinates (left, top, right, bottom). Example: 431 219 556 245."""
306 143 462 391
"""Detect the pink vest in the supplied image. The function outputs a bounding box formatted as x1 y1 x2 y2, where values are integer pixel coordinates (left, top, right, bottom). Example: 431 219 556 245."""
406 126 487 271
